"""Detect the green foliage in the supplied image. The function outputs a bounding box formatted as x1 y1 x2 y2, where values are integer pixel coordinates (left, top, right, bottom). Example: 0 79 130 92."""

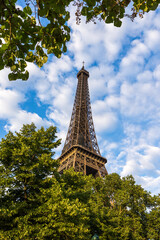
147 194 160 240
35 170 93 240
0 123 61 238
0 125 159 239
0 0 159 80
0 0 71 81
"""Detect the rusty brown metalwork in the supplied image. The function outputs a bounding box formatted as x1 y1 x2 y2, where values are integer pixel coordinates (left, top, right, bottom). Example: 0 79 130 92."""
58 67 108 177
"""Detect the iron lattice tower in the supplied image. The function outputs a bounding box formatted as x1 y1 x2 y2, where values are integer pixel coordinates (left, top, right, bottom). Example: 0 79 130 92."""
58 67 107 177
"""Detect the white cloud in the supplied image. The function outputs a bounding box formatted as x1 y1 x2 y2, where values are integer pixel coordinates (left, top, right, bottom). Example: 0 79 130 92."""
0 88 25 118
46 55 72 83
138 176 160 195
120 144 160 195
120 77 160 119
153 64 160 81
5 110 51 133
121 145 160 176
140 125 160 145
103 23 127 61
144 30 160 51
48 109 70 130
137 70 153 83
120 40 150 80
106 96 119 109
120 123 160 195
0 64 51 133
94 112 118 133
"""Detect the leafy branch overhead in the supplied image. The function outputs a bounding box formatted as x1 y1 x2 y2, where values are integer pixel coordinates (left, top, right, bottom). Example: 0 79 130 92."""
0 0 160 81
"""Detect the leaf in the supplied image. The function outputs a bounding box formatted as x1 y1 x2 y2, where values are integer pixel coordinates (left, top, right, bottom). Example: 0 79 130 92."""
105 16 113 24
63 45 67 53
21 70 29 81
43 55 48 63
0 57 4 70
25 52 34 62
11 65 17 71
81 7 88 16
8 73 17 81
47 47 54 54
144 6 148 12
0 44 9 52
38 8 47 17
114 18 122 27
23 6 32 15
150 2 158 10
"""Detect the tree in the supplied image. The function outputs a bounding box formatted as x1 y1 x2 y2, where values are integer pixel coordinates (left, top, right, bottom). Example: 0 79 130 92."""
0 0 160 80
0 123 61 238
33 169 94 240
147 194 160 240
89 174 153 240
0 124 159 239
0 124 93 239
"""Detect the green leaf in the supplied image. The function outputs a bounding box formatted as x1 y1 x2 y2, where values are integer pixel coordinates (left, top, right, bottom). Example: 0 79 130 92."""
81 7 88 16
11 65 18 71
8 73 17 81
105 16 113 24
25 52 34 62
23 6 32 15
150 2 158 10
0 57 4 70
0 44 8 52
43 55 48 63
63 45 67 53
114 18 122 27
18 60 27 70
47 47 54 54
38 8 47 17
21 70 29 81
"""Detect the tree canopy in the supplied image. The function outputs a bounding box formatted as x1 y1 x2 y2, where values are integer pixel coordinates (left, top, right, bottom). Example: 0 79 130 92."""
0 123 160 239
0 123 61 238
0 0 160 80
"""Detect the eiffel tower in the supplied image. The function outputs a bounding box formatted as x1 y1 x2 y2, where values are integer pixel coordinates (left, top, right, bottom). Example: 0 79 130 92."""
58 66 107 177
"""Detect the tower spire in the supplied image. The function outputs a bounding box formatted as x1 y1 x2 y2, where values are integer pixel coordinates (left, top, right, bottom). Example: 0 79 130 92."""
58 67 107 177
62 67 100 155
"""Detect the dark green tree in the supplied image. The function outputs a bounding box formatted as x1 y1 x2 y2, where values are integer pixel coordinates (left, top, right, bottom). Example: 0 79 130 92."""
0 124 93 239
90 174 153 240
114 175 152 240
147 194 160 240
0 0 160 80
33 169 94 240
0 123 61 239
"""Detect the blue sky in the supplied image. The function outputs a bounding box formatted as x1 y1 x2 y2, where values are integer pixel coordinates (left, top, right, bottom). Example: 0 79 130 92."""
0 3 160 195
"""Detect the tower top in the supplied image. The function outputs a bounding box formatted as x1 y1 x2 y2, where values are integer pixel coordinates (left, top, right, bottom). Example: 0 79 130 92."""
77 66 89 78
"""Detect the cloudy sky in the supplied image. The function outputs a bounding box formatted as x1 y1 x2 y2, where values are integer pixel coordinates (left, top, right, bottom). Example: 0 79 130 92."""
1 3 160 195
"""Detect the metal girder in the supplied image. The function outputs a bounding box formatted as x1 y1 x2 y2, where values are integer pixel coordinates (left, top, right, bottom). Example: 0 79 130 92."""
58 67 107 177
58 145 108 177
